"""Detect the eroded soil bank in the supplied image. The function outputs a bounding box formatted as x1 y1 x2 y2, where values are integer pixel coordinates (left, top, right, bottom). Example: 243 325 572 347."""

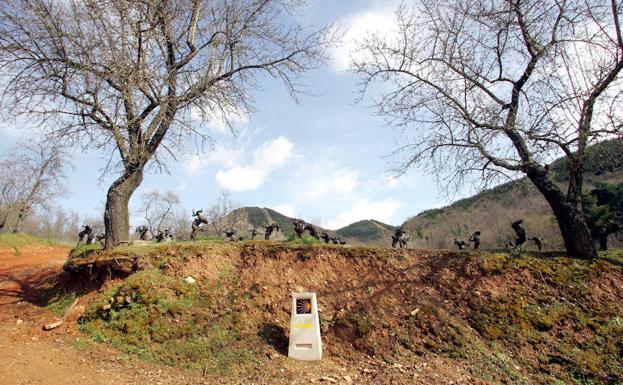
1 241 621 384
61 242 623 384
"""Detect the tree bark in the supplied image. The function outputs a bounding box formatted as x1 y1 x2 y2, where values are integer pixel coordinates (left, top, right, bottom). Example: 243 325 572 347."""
0 210 11 232
527 170 598 259
104 166 144 249
598 234 608 251
12 207 26 233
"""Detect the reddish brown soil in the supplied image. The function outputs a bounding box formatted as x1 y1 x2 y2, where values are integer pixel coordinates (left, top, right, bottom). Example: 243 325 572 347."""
0 244 487 384
4 242 622 384
0 245 201 385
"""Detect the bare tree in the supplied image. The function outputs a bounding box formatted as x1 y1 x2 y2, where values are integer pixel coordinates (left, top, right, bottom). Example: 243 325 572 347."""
138 190 181 236
0 141 67 233
21 206 83 243
0 159 21 231
0 0 334 248
353 0 623 259
206 192 244 237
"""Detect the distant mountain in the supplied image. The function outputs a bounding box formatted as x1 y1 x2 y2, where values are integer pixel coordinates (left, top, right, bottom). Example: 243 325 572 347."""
231 207 298 237
229 207 396 245
336 220 396 246
402 139 623 250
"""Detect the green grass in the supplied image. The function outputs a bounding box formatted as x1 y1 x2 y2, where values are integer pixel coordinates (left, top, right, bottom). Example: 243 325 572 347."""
78 264 255 374
47 292 79 316
468 254 623 384
285 234 320 245
599 248 623 265
193 235 223 242
0 232 56 255
69 243 102 259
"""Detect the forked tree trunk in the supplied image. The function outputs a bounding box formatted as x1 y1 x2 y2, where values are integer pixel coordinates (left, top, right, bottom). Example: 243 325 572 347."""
528 170 598 260
104 166 144 249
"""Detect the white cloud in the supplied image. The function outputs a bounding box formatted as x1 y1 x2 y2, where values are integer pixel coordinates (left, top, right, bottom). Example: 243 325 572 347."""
366 174 401 190
0 122 21 138
271 204 296 217
0 117 49 141
176 182 187 192
215 136 294 192
303 169 360 200
189 109 250 134
184 144 243 176
216 165 266 191
331 5 399 71
324 198 404 230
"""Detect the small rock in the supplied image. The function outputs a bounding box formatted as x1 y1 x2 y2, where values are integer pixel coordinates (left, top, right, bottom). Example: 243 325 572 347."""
184 276 196 284
320 377 337 383
43 320 63 331
410 308 420 316
100 304 112 311
362 368 376 374
344 375 353 384
269 353 280 360
16 319 23 326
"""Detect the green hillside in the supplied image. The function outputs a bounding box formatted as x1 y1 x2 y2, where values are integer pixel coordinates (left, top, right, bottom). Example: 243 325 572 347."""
336 219 396 245
403 140 623 250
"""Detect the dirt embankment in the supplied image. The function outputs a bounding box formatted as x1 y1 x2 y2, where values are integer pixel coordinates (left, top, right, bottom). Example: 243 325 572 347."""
0 243 205 385
62 243 623 385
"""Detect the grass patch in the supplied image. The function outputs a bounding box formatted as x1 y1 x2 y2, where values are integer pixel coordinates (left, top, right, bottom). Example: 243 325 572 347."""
69 243 102 259
0 233 55 255
47 292 79 316
192 235 223 242
286 234 320 245
599 248 623 266
78 264 254 374
468 256 623 384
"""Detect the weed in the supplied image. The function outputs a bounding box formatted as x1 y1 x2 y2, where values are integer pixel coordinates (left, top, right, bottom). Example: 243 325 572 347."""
79 266 254 374
46 292 78 316
69 243 102 259
286 234 320 245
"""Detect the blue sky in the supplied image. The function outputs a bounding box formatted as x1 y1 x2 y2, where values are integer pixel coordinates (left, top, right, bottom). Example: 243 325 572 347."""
0 0 463 230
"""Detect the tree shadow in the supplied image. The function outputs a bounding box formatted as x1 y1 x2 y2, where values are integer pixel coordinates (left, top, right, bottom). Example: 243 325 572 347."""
257 322 289 355
0 266 101 309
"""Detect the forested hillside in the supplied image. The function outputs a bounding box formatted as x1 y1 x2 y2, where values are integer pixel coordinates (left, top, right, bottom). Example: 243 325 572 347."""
403 140 623 250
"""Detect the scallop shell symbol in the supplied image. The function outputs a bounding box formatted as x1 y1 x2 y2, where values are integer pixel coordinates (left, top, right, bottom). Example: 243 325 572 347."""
296 298 312 314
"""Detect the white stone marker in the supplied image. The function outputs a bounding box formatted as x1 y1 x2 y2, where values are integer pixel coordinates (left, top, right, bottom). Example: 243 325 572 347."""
288 292 322 361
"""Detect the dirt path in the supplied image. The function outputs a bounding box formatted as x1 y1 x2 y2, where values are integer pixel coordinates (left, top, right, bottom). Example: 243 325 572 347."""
0 245 201 385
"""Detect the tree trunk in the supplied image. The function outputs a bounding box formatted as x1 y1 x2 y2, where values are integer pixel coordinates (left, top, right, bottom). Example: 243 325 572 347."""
527 171 598 259
12 207 27 233
0 210 9 232
598 233 608 251
104 167 144 249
